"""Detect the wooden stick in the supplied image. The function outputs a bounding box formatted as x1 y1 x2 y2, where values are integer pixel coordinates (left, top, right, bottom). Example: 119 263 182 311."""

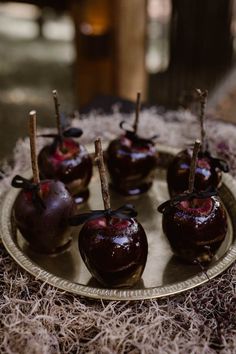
188 140 201 194
52 89 63 139
29 111 40 185
195 89 208 152
133 92 141 134
95 138 111 210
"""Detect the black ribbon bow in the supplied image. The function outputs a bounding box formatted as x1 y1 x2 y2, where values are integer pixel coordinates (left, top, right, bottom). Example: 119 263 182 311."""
38 127 83 140
69 204 137 226
119 121 158 146
63 127 83 138
185 145 229 174
11 175 46 211
202 151 229 173
38 127 83 153
158 189 218 214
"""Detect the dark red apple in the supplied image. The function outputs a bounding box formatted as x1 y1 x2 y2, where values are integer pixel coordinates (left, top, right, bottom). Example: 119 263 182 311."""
12 178 76 254
38 138 93 204
72 137 148 288
79 216 148 288
159 195 227 263
71 214 148 288
107 133 157 196
167 148 228 197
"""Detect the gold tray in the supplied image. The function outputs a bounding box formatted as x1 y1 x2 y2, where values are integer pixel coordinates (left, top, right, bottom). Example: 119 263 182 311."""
1 145 236 301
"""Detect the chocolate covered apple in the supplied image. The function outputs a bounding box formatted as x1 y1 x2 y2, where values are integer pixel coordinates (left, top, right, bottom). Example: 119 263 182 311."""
107 92 158 196
159 140 228 264
167 89 229 197
12 111 75 254
70 138 148 288
38 90 92 204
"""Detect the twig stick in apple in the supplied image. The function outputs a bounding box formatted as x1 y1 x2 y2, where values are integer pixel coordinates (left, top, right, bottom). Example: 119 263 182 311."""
196 89 208 152
29 110 40 187
188 139 201 194
95 138 111 210
52 89 63 140
133 92 141 134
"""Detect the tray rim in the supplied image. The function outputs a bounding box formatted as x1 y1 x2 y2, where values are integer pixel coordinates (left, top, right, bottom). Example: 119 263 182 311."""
1 144 236 301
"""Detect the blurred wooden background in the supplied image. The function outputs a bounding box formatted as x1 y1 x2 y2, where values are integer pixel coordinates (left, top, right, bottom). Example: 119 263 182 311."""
70 0 147 106
0 0 236 160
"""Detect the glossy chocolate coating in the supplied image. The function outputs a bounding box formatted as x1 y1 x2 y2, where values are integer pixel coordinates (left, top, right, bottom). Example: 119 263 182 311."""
38 138 92 201
162 196 227 263
107 135 157 196
167 149 222 197
13 180 75 253
79 217 148 288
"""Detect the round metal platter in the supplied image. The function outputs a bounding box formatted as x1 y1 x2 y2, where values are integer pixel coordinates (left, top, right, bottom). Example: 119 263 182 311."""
1 145 236 301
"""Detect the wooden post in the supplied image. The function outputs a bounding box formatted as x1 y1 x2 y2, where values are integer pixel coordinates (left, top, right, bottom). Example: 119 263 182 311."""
114 0 147 101
70 0 147 106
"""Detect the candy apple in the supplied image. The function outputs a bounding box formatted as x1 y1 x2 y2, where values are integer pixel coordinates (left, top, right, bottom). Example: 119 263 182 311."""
38 90 92 204
159 195 227 263
77 214 148 288
167 89 228 197
38 137 92 204
70 138 148 288
159 140 228 264
107 134 157 196
167 148 226 197
13 177 75 254
12 111 75 254
106 92 157 196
